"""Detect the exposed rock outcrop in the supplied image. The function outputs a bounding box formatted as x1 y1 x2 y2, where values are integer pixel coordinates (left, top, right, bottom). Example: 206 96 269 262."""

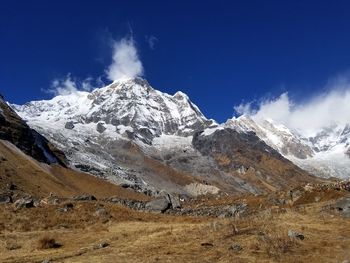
65 121 74 130
0 94 66 165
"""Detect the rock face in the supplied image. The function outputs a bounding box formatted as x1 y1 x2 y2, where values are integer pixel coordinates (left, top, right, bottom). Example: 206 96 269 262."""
192 128 282 165
226 116 314 159
192 128 314 192
227 115 350 179
145 197 171 213
0 95 66 165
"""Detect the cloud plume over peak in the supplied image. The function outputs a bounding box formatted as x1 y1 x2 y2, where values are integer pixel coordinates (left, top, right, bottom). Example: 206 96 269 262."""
106 37 144 81
235 84 350 137
43 36 144 97
46 74 104 96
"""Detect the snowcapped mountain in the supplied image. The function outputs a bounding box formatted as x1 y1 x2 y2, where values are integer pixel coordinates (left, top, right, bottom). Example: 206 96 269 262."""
12 78 219 195
14 78 216 145
12 78 313 196
226 115 350 179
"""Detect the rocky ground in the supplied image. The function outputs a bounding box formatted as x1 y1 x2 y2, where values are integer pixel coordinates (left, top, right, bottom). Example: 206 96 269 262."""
0 182 350 263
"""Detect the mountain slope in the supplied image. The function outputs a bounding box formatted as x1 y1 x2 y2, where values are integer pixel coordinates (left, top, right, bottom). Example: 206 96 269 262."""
227 115 350 179
0 139 148 200
0 93 148 200
0 94 66 165
192 128 315 191
12 78 317 195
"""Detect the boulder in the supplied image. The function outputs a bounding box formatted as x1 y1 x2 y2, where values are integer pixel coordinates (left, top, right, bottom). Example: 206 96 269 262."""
64 121 75 130
64 202 74 209
57 207 68 213
14 197 34 209
96 123 106 133
237 166 246 175
269 197 286 206
93 242 109 249
0 193 12 204
230 244 243 252
94 208 110 218
169 194 181 209
57 203 74 213
6 182 16 190
333 197 350 218
227 203 248 217
145 197 170 213
291 190 303 201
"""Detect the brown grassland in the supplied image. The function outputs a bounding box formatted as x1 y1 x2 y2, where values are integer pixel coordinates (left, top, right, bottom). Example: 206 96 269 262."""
1 190 350 263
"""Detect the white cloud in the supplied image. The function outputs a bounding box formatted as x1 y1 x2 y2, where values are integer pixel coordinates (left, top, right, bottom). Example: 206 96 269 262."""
235 81 350 137
106 37 144 81
145 35 158 50
46 74 103 96
44 36 144 97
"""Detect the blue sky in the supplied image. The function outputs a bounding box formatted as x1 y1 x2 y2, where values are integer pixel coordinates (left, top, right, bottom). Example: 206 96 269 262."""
1 0 350 122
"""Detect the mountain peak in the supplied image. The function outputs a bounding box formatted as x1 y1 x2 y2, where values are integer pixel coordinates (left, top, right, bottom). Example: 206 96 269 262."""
13 79 215 145
111 77 150 87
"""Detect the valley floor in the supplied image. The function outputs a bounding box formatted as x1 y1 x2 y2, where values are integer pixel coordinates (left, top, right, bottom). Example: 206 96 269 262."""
1 190 350 263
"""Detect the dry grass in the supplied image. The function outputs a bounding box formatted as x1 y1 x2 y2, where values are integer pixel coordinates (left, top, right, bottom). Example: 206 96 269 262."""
1 190 349 262
0 202 350 262
5 239 21 251
38 236 61 249
254 230 299 258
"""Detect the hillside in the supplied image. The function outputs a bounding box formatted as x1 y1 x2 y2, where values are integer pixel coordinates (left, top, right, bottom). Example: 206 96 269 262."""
227 115 350 179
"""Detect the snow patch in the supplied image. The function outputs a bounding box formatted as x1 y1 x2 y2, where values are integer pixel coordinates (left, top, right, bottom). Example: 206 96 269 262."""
202 127 224 136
